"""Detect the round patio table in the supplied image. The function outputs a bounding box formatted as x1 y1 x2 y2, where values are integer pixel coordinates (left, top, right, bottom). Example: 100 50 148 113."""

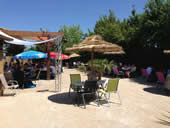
74 80 105 88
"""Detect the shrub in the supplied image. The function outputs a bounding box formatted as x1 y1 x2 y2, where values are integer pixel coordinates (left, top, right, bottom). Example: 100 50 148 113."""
78 65 87 72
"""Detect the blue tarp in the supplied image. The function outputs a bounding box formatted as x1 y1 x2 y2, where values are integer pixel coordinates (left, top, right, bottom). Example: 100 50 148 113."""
14 50 47 59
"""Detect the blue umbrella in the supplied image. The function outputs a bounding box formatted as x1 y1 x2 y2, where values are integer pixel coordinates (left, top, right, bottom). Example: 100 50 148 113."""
14 50 47 59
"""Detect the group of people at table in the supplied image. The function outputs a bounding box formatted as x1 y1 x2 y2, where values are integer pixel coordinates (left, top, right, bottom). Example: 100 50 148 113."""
3 60 56 88
110 63 137 78
142 66 169 82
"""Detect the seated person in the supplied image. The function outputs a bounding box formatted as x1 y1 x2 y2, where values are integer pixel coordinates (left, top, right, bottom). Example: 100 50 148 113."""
146 66 152 77
24 63 31 77
147 68 157 82
50 64 56 79
122 64 131 78
14 66 24 88
4 62 9 72
129 64 137 78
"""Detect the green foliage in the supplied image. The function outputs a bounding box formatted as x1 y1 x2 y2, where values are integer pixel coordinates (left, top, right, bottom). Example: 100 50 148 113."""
94 9 124 43
142 0 170 49
88 59 114 74
58 24 84 53
26 45 47 53
123 8 145 48
78 65 87 72
84 28 95 38
94 0 170 50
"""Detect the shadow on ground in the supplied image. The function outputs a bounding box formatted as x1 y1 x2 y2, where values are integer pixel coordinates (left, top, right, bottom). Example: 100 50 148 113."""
48 91 120 108
1 93 16 97
129 77 156 86
48 92 77 105
143 87 170 97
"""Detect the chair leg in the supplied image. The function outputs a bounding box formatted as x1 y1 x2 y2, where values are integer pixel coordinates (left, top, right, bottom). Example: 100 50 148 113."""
95 92 100 107
22 83 24 89
82 94 86 109
108 93 110 100
75 93 80 106
68 86 71 96
117 91 122 105
105 93 109 104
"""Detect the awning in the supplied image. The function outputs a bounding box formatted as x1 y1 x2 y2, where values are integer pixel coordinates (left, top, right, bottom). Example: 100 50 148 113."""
0 30 63 45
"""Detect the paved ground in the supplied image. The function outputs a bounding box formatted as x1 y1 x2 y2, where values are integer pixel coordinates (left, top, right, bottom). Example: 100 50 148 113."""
0 68 169 128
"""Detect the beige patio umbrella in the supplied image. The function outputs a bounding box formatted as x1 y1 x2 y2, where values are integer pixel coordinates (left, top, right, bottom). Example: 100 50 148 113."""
69 53 80 58
104 51 125 55
66 35 124 72
163 50 170 54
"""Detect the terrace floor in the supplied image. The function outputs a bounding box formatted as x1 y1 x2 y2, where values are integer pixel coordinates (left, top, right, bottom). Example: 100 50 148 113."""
0 68 169 128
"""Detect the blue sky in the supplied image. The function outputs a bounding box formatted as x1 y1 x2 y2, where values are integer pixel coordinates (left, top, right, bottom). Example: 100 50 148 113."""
0 0 148 33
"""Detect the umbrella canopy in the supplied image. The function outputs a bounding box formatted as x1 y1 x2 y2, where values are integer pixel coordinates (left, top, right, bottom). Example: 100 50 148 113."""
69 53 80 58
66 35 123 52
49 52 70 60
104 51 125 55
14 50 47 59
163 50 170 54
66 35 124 72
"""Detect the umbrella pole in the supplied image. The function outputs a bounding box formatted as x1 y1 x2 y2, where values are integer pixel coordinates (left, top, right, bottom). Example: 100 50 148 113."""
46 45 51 80
91 50 94 73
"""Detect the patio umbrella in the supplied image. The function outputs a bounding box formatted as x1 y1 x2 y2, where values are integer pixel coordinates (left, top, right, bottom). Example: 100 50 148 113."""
14 50 47 59
69 53 80 58
49 52 70 60
104 51 125 55
66 35 124 72
163 50 170 54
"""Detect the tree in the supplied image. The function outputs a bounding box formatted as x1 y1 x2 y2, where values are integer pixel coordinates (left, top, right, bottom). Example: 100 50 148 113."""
122 8 145 49
84 28 95 38
58 25 84 53
94 9 124 43
142 0 170 49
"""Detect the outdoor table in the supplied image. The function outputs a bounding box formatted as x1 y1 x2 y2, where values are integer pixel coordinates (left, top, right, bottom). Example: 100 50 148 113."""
74 80 105 87
74 80 105 107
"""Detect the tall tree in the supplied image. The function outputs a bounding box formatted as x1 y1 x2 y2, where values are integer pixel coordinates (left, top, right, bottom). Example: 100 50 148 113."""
84 28 95 38
58 24 84 53
123 7 145 49
142 0 170 49
94 9 124 43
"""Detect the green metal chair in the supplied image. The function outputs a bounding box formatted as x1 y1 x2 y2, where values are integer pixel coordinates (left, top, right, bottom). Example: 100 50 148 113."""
69 74 81 95
80 80 100 109
99 78 122 105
